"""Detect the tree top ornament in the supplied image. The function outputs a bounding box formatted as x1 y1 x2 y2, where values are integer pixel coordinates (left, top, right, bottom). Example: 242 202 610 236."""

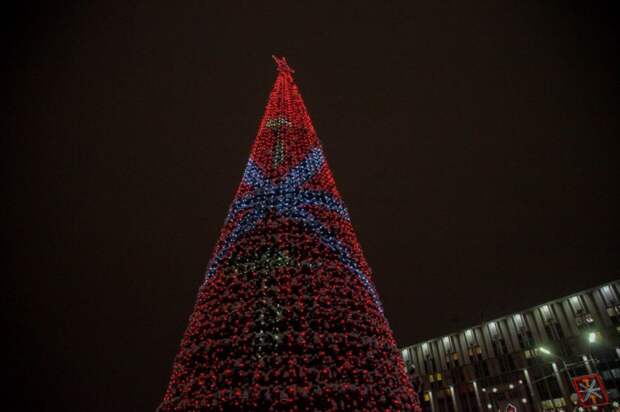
272 55 295 75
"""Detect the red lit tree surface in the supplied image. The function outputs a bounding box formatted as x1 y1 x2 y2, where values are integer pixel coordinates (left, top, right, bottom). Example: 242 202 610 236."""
158 57 419 412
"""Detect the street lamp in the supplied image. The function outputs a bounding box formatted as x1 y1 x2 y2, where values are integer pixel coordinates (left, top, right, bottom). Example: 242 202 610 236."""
538 346 571 376
586 330 600 374
588 331 597 343
538 346 575 409
539 346 553 356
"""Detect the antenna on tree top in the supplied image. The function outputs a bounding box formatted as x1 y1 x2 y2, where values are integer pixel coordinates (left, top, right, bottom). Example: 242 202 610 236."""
272 55 295 74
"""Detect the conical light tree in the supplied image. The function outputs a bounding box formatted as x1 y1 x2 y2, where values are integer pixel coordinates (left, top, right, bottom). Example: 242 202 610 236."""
158 57 419 412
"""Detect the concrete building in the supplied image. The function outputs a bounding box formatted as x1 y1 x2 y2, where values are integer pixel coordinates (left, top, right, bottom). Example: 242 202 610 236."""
401 280 620 412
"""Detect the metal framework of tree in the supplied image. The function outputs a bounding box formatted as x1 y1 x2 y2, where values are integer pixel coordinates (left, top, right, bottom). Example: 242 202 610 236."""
158 56 419 412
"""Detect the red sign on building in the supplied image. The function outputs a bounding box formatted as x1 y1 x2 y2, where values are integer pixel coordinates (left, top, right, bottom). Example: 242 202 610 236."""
505 402 518 412
572 373 609 407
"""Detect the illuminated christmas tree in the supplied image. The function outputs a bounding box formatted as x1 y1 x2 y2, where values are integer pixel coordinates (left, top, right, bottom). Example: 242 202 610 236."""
158 57 419 411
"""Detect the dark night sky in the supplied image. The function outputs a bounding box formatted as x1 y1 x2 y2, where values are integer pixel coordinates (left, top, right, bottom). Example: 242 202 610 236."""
5 1 619 411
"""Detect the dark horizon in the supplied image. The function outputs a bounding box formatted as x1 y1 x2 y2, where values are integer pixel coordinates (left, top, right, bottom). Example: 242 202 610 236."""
6 1 619 411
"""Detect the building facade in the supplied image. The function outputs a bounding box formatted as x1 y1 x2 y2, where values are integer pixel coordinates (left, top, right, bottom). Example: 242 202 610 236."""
401 281 620 412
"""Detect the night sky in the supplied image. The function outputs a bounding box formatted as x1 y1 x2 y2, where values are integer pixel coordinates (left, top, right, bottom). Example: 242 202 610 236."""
5 2 619 411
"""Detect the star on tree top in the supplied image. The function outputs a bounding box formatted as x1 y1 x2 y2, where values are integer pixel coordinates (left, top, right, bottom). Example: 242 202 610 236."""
272 55 295 75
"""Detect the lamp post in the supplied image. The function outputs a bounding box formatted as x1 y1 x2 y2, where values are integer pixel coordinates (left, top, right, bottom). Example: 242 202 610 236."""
539 347 573 379
539 346 574 411
586 331 599 374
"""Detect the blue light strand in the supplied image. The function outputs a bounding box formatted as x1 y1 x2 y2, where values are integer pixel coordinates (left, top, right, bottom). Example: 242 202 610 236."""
281 208 384 313
202 147 382 313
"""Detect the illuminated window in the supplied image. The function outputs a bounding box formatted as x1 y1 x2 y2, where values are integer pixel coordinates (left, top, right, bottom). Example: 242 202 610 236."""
436 372 443 381
542 399 554 409
513 313 525 330
422 342 430 356
443 336 453 353
601 285 619 306
465 329 476 346
569 296 584 314
488 321 499 339
468 345 483 358
608 306 620 317
576 313 595 330
608 305 620 326
525 349 540 359
540 305 555 323
553 397 567 407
